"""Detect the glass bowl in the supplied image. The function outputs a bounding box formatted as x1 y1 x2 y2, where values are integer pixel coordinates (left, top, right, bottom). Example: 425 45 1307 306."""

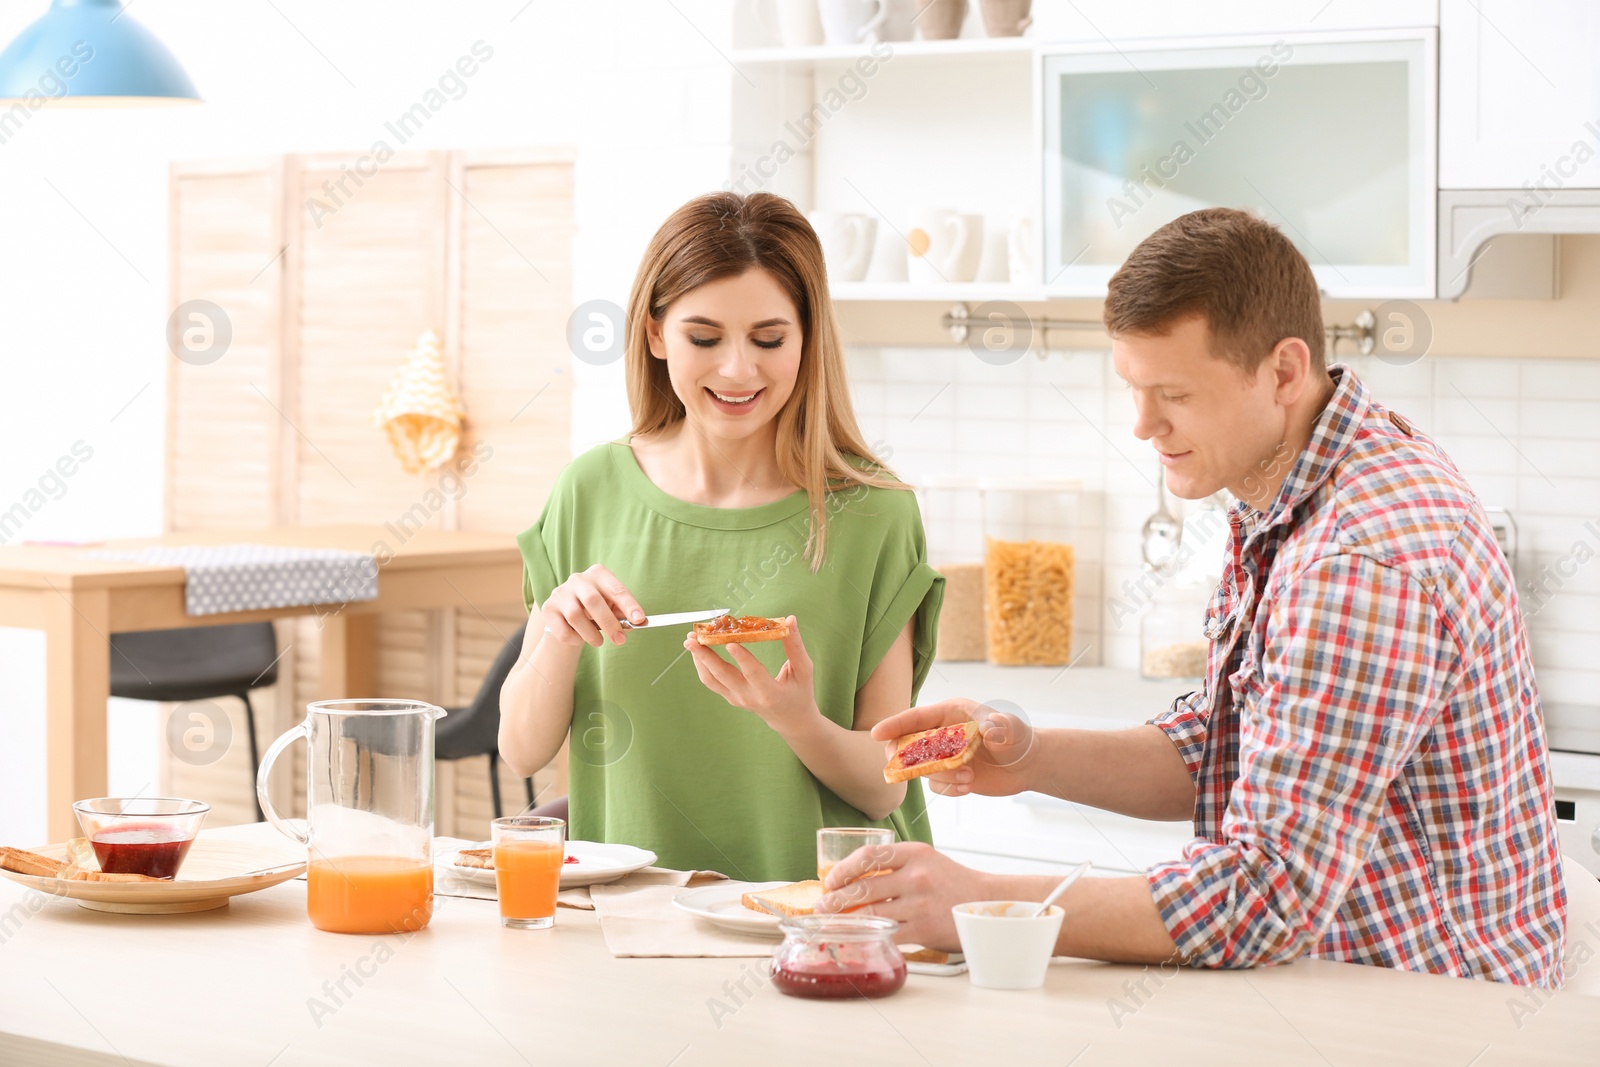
71 797 210 879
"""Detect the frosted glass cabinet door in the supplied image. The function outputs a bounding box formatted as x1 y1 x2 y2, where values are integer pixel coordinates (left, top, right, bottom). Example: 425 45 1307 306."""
1041 32 1437 299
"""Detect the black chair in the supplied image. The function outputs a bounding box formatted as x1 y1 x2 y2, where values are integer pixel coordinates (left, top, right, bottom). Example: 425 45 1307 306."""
435 623 536 818
109 622 280 821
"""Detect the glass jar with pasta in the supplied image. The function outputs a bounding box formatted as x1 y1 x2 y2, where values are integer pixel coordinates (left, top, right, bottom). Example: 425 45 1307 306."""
1140 572 1211 682
980 478 1082 667
917 475 988 663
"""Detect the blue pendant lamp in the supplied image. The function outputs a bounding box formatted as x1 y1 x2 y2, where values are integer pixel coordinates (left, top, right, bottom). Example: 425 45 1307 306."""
0 0 200 106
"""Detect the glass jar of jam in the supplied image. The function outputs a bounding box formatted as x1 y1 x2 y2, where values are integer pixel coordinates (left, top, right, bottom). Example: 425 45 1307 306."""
770 915 907 1000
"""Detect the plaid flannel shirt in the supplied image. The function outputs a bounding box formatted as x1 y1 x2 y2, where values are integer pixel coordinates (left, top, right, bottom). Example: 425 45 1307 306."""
1145 365 1566 988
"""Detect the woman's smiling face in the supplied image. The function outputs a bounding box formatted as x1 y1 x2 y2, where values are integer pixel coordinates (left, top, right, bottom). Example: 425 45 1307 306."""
645 268 803 441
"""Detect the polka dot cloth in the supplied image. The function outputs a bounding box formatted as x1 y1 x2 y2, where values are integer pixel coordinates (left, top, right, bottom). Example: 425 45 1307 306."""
89 544 378 616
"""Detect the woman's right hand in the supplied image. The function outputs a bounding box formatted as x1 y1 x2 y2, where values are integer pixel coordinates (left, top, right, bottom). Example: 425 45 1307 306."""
540 564 646 648
870 697 1037 798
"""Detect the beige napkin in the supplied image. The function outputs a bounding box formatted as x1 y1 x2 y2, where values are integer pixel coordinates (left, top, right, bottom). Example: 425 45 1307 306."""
558 867 726 911
590 882 780 958
430 837 725 910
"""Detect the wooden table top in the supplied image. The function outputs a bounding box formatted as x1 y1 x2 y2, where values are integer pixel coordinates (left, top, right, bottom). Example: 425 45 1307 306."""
0 824 1593 1067
0 526 521 591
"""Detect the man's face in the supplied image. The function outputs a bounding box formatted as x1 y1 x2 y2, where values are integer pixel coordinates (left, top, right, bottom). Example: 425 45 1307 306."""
1111 314 1289 504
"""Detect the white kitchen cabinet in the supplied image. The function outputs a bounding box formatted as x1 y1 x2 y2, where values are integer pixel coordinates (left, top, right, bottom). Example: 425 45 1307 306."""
1439 0 1600 190
732 21 1440 301
1041 31 1438 299
1028 1 1438 45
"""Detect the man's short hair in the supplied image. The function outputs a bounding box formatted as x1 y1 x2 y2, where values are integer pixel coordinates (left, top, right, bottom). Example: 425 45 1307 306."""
1103 207 1326 374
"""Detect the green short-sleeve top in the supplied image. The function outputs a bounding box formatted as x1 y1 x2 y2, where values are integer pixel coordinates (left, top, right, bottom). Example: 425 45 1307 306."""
517 440 945 881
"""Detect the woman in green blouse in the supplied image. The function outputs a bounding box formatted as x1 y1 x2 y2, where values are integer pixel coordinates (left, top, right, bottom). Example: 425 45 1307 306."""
498 192 944 881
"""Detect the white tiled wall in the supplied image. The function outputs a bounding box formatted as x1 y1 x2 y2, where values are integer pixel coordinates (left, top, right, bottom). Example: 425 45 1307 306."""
849 347 1600 711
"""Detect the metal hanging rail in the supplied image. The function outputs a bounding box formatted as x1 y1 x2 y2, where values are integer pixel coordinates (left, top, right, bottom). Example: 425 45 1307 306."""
940 304 1377 357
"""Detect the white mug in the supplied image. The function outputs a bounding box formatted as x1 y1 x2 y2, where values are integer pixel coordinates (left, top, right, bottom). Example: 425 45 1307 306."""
975 220 1011 283
907 209 983 284
818 0 887 44
809 211 877 282
1007 215 1038 284
880 0 918 41
864 220 909 283
760 0 824 47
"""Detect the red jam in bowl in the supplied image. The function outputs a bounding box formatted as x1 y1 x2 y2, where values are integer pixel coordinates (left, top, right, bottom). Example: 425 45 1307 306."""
90 824 196 879
770 915 907 1000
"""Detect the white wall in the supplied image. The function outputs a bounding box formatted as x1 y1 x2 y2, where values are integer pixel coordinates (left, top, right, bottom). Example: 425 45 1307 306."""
0 0 740 842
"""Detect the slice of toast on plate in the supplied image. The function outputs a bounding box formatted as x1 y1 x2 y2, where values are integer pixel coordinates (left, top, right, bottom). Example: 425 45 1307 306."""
0 846 64 878
65 869 166 883
741 879 822 916
454 848 494 870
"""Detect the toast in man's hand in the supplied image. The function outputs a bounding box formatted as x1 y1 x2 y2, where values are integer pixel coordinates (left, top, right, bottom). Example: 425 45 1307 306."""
694 615 789 646
741 879 823 916
0 846 64 878
883 721 982 784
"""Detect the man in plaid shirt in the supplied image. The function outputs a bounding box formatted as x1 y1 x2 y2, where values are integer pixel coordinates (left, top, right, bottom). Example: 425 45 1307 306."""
817 209 1567 989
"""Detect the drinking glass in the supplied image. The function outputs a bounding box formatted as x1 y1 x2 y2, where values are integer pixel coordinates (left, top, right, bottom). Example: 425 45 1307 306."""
492 816 565 930
817 827 894 883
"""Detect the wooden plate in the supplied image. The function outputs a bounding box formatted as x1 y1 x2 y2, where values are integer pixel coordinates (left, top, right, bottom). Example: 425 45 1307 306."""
0 836 306 914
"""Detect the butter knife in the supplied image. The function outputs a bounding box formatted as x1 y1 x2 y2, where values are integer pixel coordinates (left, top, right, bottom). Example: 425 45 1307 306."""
618 608 729 630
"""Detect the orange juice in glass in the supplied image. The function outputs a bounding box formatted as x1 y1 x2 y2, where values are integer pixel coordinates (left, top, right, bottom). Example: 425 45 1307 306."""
492 816 565 929
308 855 434 934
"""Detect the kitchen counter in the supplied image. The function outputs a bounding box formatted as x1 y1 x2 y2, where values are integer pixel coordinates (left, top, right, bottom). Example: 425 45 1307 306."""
916 664 1600 883
917 663 1187 730
0 825 1593 1067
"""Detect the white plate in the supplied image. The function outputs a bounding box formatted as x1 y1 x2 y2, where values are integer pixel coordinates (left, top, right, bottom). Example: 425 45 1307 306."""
440 840 657 889
672 881 790 938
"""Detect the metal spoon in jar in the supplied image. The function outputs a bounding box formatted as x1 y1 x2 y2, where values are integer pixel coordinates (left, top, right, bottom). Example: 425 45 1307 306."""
1028 860 1092 918
1140 463 1183 568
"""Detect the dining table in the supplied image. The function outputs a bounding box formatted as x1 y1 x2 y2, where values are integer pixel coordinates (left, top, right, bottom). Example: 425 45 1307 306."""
0 526 523 840
0 823 1594 1067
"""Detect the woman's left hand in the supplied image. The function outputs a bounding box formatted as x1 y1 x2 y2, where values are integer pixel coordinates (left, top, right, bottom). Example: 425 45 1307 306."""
683 615 818 731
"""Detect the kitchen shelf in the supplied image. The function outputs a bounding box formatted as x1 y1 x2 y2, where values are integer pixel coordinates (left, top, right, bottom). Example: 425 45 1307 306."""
731 36 1034 66
831 281 1047 302
918 474 1085 492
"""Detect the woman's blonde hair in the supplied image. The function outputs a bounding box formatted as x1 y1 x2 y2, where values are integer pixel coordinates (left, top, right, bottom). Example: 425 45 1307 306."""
625 191 906 570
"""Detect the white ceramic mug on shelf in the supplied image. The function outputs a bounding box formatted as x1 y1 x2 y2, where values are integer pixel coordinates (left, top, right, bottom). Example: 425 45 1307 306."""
975 220 1011 283
863 220 909 283
818 0 887 44
880 0 917 41
762 0 824 47
809 211 877 282
1007 215 1038 284
907 208 983 284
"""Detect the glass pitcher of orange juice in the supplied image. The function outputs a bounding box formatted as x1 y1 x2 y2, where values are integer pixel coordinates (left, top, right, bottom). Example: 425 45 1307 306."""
256 699 445 934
